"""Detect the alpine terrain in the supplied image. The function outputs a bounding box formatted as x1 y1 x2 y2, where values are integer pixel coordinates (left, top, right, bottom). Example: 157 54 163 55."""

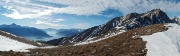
1 9 180 56
0 30 44 52
46 9 172 45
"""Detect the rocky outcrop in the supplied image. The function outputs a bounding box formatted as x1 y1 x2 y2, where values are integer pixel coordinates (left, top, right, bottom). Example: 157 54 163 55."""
172 16 180 25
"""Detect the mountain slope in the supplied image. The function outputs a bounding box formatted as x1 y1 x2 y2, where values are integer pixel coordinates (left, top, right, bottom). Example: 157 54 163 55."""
0 30 43 52
0 30 42 46
47 9 173 45
0 24 170 56
0 23 51 40
0 35 36 52
141 24 180 56
26 24 166 56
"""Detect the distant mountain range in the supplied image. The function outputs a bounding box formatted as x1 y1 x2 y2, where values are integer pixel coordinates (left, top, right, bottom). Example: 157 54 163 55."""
56 29 84 37
42 28 58 31
0 23 85 41
0 23 51 40
43 28 84 37
42 28 84 41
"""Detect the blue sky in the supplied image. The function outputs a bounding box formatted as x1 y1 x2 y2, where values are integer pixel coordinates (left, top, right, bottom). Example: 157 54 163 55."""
0 0 180 29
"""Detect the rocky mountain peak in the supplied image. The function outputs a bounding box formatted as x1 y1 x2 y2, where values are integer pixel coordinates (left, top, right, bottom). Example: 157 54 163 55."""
125 13 139 19
151 8 161 13
173 16 179 20
172 16 180 24
121 9 172 30
141 9 165 17
11 23 17 25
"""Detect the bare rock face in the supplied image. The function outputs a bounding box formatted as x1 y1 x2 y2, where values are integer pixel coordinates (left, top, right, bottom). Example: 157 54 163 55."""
122 9 172 30
172 16 180 25
47 9 173 46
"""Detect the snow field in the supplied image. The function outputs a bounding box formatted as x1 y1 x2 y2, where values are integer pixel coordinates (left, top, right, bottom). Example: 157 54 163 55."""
0 35 36 52
142 24 180 56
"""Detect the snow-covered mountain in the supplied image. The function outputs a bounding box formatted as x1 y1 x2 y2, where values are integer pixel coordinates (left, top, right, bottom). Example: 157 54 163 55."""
0 30 42 52
0 23 51 40
47 9 173 45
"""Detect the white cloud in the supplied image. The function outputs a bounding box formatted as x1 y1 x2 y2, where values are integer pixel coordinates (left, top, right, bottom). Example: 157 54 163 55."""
52 18 64 22
35 20 66 27
1 0 180 19
39 0 180 15
0 0 105 19
2 0 11 3
2 9 52 19
2 5 54 19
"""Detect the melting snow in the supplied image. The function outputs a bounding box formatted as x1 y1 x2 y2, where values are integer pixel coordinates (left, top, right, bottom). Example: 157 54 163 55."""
0 35 36 52
141 23 180 56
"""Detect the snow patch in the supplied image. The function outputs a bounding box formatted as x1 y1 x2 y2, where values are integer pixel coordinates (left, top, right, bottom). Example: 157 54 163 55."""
0 35 36 52
37 42 42 45
142 23 180 56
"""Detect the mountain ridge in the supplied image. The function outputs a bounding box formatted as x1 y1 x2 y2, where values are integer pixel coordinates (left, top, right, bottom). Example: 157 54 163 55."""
172 16 180 24
0 23 51 40
46 9 173 46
